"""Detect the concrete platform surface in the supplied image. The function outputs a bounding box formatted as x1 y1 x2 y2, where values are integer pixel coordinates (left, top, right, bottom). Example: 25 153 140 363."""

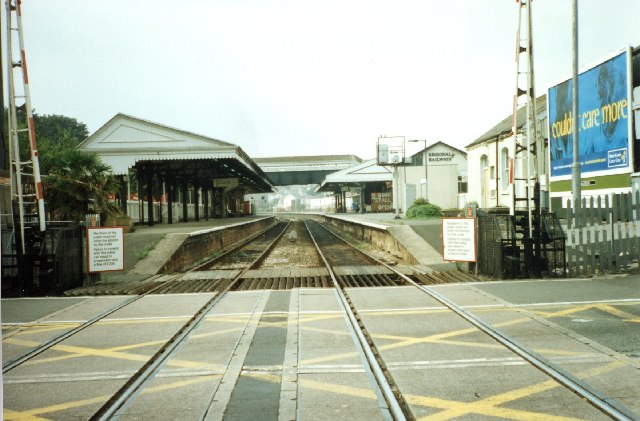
3 274 639 420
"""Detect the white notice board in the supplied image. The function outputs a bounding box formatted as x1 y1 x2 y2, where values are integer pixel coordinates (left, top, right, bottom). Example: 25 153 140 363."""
87 227 124 272
442 218 477 262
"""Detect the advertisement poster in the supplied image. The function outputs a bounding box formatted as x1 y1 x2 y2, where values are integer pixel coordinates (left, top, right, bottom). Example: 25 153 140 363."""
371 192 393 212
548 49 631 179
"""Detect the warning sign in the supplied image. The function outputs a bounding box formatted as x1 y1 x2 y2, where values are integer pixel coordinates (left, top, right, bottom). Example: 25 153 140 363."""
87 227 124 273
442 218 476 262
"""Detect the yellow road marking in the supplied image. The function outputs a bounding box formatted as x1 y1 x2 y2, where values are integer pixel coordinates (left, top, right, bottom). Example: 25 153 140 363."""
12 324 80 336
594 304 640 323
4 358 624 420
301 317 530 365
416 361 624 421
4 300 636 420
3 409 53 421
6 326 243 370
3 375 220 419
245 367 597 420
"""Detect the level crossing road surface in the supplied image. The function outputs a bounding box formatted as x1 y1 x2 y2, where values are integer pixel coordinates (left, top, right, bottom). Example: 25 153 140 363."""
2 275 640 420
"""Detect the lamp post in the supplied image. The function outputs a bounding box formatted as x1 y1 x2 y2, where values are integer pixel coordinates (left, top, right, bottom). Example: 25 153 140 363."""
408 139 428 202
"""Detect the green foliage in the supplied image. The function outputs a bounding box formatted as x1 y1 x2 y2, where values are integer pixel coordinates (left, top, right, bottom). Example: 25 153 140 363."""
36 113 90 173
3 109 117 221
405 199 442 219
4 109 89 173
43 149 120 221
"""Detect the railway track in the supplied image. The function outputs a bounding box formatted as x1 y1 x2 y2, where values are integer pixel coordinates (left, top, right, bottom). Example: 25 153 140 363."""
305 219 637 421
2 220 288 374
5 217 634 420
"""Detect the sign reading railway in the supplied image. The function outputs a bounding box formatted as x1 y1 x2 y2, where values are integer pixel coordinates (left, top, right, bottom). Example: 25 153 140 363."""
442 218 476 262
87 227 125 272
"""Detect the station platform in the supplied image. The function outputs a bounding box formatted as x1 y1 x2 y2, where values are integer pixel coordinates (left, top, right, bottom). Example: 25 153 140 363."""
84 212 450 290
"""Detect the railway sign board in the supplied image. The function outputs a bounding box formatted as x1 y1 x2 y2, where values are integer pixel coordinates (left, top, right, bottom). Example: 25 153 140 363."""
214 178 239 189
87 227 124 273
442 218 476 262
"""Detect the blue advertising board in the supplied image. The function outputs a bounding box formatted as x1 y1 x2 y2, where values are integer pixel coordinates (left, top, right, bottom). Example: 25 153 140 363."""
548 50 631 178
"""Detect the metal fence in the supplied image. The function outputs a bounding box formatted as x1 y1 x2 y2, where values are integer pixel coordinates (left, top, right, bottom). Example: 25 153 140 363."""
476 209 566 279
565 192 640 276
476 211 517 279
1 222 84 296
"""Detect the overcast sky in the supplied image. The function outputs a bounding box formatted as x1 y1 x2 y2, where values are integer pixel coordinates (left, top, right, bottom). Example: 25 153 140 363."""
11 0 640 159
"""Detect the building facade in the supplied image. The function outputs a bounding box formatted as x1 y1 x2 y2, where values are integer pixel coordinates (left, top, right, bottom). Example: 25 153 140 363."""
466 96 548 210
404 141 468 210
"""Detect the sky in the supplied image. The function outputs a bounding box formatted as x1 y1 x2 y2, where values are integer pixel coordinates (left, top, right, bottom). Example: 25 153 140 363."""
8 0 640 160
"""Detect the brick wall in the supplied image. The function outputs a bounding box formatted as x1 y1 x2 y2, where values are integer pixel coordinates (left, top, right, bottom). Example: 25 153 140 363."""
160 217 276 273
321 215 418 264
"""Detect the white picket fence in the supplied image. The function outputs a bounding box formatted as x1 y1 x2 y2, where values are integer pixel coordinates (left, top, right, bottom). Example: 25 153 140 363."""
565 192 640 276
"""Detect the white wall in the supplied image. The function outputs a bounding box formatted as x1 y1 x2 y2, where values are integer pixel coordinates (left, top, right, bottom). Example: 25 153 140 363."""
404 142 467 209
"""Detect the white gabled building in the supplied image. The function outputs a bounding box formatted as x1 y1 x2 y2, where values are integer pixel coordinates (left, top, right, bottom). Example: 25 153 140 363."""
465 95 548 210
405 141 468 210
77 113 274 224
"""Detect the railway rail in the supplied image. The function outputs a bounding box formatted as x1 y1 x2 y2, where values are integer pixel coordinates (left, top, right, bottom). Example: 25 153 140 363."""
3 217 636 420
306 219 637 421
2 220 288 373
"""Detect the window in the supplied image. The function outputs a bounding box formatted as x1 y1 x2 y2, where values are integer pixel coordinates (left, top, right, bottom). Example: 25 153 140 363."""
458 176 468 194
501 147 509 190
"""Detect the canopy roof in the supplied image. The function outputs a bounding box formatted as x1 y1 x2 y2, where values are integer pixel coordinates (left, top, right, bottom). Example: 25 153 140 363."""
316 159 392 192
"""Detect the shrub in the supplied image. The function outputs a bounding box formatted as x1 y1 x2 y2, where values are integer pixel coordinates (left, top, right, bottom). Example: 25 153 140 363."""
406 200 442 219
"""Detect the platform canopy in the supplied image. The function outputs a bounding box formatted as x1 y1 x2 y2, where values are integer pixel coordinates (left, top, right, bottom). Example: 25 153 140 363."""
254 155 362 185
77 113 275 193
315 159 392 192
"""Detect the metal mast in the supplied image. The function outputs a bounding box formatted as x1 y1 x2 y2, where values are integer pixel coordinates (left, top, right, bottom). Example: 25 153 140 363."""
6 0 46 254
511 0 542 228
511 0 544 273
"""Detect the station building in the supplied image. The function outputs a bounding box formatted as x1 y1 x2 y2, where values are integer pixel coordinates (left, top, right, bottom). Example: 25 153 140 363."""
77 113 275 225
465 95 548 210
315 159 393 213
404 141 468 210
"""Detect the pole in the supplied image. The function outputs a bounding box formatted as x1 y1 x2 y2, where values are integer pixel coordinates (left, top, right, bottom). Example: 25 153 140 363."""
0 11 6 172
423 142 428 202
408 139 428 202
393 165 400 219
571 0 581 218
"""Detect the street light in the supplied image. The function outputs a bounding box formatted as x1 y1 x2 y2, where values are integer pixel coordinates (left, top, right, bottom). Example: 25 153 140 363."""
408 139 428 202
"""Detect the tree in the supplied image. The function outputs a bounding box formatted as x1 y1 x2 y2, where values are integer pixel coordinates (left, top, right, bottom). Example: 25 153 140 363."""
3 109 89 173
43 149 120 221
4 109 119 221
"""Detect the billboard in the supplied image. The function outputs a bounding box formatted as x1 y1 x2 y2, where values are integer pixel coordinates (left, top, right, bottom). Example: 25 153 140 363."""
548 49 632 180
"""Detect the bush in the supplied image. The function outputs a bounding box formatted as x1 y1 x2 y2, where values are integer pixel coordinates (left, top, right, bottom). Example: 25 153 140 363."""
405 200 442 219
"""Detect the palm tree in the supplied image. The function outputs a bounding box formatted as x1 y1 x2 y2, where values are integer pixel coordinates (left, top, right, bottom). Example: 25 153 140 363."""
44 149 120 221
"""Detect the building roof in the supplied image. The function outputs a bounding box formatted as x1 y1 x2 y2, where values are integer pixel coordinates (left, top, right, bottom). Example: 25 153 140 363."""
466 94 547 149
254 155 362 164
254 155 363 173
409 140 467 158
77 113 274 192
315 159 392 192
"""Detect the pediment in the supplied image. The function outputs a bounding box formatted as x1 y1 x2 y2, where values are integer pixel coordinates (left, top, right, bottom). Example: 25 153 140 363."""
79 114 235 152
